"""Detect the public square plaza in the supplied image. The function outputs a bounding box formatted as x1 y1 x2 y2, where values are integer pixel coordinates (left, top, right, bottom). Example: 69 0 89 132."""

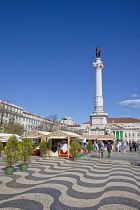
0 149 140 210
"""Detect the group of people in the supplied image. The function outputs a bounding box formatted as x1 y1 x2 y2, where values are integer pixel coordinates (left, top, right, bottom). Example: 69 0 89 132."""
115 141 126 153
129 141 139 152
94 140 112 158
115 140 139 152
93 139 139 158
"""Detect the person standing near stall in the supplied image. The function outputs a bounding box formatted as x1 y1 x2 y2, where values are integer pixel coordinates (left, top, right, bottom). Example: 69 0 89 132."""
98 140 104 158
107 142 112 158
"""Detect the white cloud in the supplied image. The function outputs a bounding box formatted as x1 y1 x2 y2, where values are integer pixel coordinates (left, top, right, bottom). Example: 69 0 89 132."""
131 94 138 98
123 109 130 112
118 99 140 107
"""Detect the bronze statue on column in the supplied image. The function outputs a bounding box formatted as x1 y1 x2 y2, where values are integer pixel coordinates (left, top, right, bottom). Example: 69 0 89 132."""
96 46 101 58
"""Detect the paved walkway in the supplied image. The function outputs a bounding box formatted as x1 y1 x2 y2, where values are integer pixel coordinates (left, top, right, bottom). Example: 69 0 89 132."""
0 150 140 209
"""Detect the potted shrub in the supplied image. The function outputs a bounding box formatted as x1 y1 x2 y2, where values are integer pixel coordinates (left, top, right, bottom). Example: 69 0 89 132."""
20 138 34 171
4 135 21 175
70 138 81 160
87 140 93 153
0 141 3 155
39 140 48 158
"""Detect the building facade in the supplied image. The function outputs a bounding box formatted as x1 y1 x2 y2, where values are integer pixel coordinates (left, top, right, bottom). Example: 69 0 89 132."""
69 117 140 143
0 100 58 134
57 116 75 126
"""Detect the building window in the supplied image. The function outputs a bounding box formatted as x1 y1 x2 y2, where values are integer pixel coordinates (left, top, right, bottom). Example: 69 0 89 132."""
132 133 134 137
137 133 139 137
125 133 127 137
129 133 131 137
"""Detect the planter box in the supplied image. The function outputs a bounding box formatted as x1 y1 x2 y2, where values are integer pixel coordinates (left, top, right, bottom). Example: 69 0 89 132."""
41 154 46 158
20 164 28 171
6 166 14 175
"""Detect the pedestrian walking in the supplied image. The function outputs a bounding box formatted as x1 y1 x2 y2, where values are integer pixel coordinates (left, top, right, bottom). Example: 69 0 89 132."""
116 141 121 152
133 141 137 152
129 142 133 152
94 141 98 151
123 142 126 153
98 140 104 158
107 142 112 158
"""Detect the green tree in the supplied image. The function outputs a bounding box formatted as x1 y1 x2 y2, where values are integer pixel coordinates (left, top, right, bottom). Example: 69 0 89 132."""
4 123 24 136
70 138 81 159
4 135 21 167
39 141 48 156
87 140 93 152
0 141 3 154
21 138 34 164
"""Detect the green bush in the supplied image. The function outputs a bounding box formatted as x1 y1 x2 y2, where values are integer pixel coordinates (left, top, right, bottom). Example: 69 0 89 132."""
87 140 93 152
21 138 34 164
4 135 21 167
70 138 81 158
39 141 48 155
0 141 3 154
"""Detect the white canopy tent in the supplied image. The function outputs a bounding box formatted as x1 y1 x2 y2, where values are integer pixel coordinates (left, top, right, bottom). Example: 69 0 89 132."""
0 133 22 142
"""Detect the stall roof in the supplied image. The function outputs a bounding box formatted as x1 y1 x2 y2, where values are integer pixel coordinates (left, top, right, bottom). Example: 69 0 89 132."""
25 130 50 139
61 131 80 137
37 131 50 136
26 136 41 139
48 136 67 139
0 133 21 142
0 133 20 138
26 130 80 140
97 135 115 140
81 134 115 140
47 130 81 138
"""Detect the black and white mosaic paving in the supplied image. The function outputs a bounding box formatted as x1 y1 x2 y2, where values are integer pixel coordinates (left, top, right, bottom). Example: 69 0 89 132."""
0 152 140 210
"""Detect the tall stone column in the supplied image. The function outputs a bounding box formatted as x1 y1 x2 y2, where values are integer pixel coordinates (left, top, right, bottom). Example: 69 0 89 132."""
93 58 104 113
89 47 108 135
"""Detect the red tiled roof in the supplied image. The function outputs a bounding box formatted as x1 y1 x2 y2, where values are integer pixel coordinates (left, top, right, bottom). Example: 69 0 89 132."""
82 117 140 124
107 117 140 123
82 121 90 124
67 124 80 127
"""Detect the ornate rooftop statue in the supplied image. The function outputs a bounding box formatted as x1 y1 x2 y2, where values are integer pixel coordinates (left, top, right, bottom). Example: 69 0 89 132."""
96 46 101 58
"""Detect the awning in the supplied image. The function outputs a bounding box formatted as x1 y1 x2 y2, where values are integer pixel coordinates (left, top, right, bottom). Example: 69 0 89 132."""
25 136 41 139
78 138 87 143
48 136 67 139
0 138 22 142
97 138 115 141
0 138 6 142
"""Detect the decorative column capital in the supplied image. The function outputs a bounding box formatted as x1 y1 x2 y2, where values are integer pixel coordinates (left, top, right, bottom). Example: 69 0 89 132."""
93 61 104 70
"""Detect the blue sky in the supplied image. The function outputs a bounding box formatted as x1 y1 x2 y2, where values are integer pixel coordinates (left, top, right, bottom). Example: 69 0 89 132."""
1 0 140 124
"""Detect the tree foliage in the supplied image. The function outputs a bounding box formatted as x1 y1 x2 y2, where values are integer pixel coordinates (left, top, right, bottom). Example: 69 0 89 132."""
4 135 21 167
4 123 24 136
87 140 93 152
0 141 3 154
70 138 81 158
39 141 48 155
21 138 34 164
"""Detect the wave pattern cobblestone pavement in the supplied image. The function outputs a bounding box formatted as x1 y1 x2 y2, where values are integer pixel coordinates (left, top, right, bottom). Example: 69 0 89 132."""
0 151 140 210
